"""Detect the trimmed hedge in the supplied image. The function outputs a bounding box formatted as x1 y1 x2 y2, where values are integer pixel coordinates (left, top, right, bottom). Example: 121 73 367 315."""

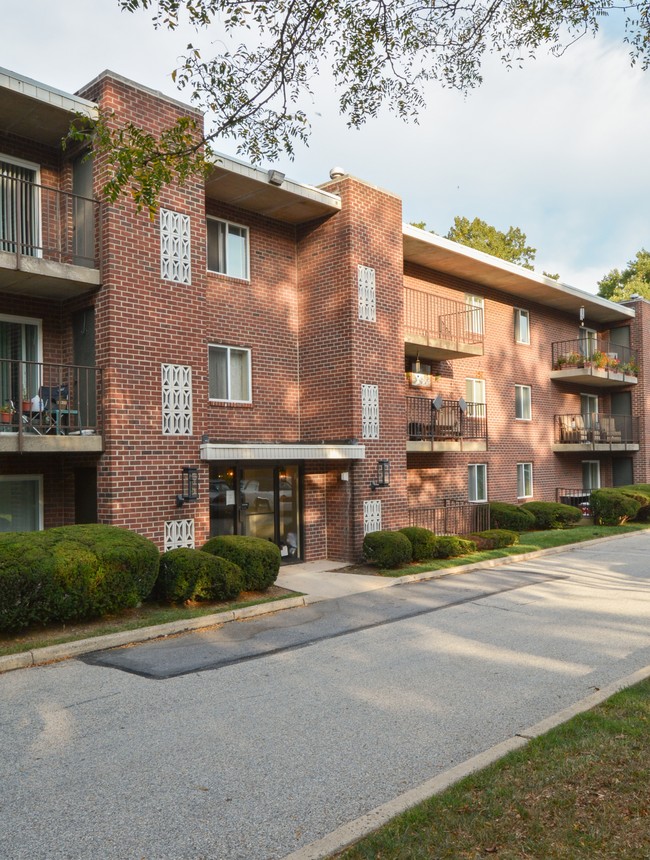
489 502 536 532
590 489 641 526
398 526 438 561
0 525 159 633
469 529 519 550
432 536 477 558
521 501 582 530
157 548 244 603
615 485 650 521
201 535 280 591
363 530 412 568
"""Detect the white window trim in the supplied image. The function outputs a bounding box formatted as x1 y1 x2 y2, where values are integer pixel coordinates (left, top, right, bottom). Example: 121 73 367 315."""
208 344 252 404
465 294 484 335
468 463 487 503
206 216 250 281
514 307 530 344
515 384 532 421
0 313 43 363
582 460 601 490
517 462 533 499
1 154 42 258
0 474 44 531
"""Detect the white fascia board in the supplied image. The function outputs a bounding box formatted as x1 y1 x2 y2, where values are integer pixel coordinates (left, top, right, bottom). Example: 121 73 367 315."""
0 66 97 119
200 442 365 461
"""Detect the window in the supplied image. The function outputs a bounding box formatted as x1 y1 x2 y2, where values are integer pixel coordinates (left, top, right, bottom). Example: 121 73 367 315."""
514 308 530 344
582 461 600 490
0 314 42 407
465 294 484 335
578 327 597 358
468 464 487 502
0 155 40 256
581 393 598 431
515 384 532 420
465 377 486 418
207 217 249 279
0 475 43 532
517 463 533 499
209 345 251 402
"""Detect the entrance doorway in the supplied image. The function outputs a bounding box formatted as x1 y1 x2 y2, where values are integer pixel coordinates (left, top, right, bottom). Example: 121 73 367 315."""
209 464 302 561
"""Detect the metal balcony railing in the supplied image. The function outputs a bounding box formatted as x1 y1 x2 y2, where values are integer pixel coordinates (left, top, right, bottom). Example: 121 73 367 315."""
0 359 102 438
0 175 100 270
407 396 487 442
556 488 593 514
409 500 490 535
555 413 638 448
551 339 638 376
404 288 484 346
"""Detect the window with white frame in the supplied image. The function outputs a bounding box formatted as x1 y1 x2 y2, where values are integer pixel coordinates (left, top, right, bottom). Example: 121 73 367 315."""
514 308 530 344
0 155 41 257
465 377 486 418
0 313 42 407
515 384 532 420
363 499 382 535
468 464 487 503
160 208 191 284
0 475 43 532
161 364 193 435
517 462 533 499
465 294 484 335
209 345 251 402
361 384 380 439
207 217 249 280
582 460 601 490
358 265 376 322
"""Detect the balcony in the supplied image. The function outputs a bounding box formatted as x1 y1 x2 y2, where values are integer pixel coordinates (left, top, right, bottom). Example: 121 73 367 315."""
552 413 639 453
0 176 101 299
407 395 488 452
404 288 484 360
550 339 638 388
0 359 102 453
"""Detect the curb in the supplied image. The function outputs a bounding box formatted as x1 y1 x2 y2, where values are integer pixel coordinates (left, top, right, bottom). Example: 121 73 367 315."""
280 662 650 860
1 529 646 675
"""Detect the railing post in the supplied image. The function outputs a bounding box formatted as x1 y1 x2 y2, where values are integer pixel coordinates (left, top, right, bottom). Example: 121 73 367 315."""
15 178 21 266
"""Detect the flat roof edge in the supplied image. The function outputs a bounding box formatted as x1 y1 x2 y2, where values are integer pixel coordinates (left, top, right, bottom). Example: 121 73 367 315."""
0 66 97 118
78 70 200 115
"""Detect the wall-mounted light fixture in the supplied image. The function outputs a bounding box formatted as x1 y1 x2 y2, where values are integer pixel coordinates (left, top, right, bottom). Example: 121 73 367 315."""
267 169 285 186
370 459 390 491
176 466 199 507
579 305 585 327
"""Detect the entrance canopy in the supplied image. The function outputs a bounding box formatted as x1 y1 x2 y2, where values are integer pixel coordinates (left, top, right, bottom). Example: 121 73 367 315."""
200 442 366 461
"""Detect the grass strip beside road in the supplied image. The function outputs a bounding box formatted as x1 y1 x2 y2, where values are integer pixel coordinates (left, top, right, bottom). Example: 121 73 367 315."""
379 522 650 576
334 678 650 860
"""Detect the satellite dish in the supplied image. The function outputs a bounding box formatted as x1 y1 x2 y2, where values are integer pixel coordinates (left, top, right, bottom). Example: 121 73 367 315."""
432 394 443 411
458 397 467 413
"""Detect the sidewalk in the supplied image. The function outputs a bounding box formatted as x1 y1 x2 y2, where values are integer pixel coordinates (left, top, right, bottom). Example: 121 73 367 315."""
0 530 640 675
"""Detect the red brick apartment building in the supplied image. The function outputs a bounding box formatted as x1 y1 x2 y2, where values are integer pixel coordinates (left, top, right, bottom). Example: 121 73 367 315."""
1 67 648 562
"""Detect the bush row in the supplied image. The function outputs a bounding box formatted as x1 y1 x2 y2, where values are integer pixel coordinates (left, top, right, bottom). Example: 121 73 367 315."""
363 527 495 569
0 527 281 633
489 501 581 531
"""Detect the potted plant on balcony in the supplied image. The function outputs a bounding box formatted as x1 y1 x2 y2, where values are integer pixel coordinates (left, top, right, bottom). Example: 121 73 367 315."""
590 350 608 370
21 390 31 413
0 403 14 425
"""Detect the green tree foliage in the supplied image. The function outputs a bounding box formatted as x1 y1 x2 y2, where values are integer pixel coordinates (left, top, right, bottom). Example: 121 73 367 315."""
446 216 537 269
597 249 650 302
70 0 650 209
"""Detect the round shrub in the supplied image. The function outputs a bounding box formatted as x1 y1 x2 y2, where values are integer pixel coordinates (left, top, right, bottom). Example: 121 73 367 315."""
616 485 650 521
470 529 519 549
432 536 477 558
363 530 412 568
398 526 438 561
489 502 536 532
202 535 280 591
0 525 159 633
590 489 641 526
157 548 244 603
520 501 582 530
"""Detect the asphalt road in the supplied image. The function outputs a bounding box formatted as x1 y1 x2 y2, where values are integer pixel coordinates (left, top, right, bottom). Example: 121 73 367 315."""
2 534 650 860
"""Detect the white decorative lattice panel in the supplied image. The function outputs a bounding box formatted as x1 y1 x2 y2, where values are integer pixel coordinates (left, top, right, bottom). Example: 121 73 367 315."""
160 208 192 284
164 519 195 551
161 364 193 435
364 500 382 535
358 265 376 322
361 384 380 439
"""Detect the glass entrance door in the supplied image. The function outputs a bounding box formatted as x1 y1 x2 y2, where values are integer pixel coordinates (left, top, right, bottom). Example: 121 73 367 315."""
209 463 302 561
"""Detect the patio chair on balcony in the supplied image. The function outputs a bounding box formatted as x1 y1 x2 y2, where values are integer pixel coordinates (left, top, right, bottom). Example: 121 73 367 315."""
559 415 585 443
434 405 461 439
598 416 622 443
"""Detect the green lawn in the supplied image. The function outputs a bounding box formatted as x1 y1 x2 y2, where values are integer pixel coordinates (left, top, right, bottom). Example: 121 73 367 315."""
379 522 650 577
334 679 650 859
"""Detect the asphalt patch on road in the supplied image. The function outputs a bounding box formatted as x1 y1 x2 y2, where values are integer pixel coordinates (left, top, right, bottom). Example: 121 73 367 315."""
81 568 564 680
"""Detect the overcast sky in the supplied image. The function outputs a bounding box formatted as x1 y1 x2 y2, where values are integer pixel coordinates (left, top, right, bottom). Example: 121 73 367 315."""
3 0 649 294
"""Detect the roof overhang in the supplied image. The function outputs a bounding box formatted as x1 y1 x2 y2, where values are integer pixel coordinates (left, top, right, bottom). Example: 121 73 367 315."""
403 224 634 326
205 154 341 225
200 442 365 461
0 67 97 149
